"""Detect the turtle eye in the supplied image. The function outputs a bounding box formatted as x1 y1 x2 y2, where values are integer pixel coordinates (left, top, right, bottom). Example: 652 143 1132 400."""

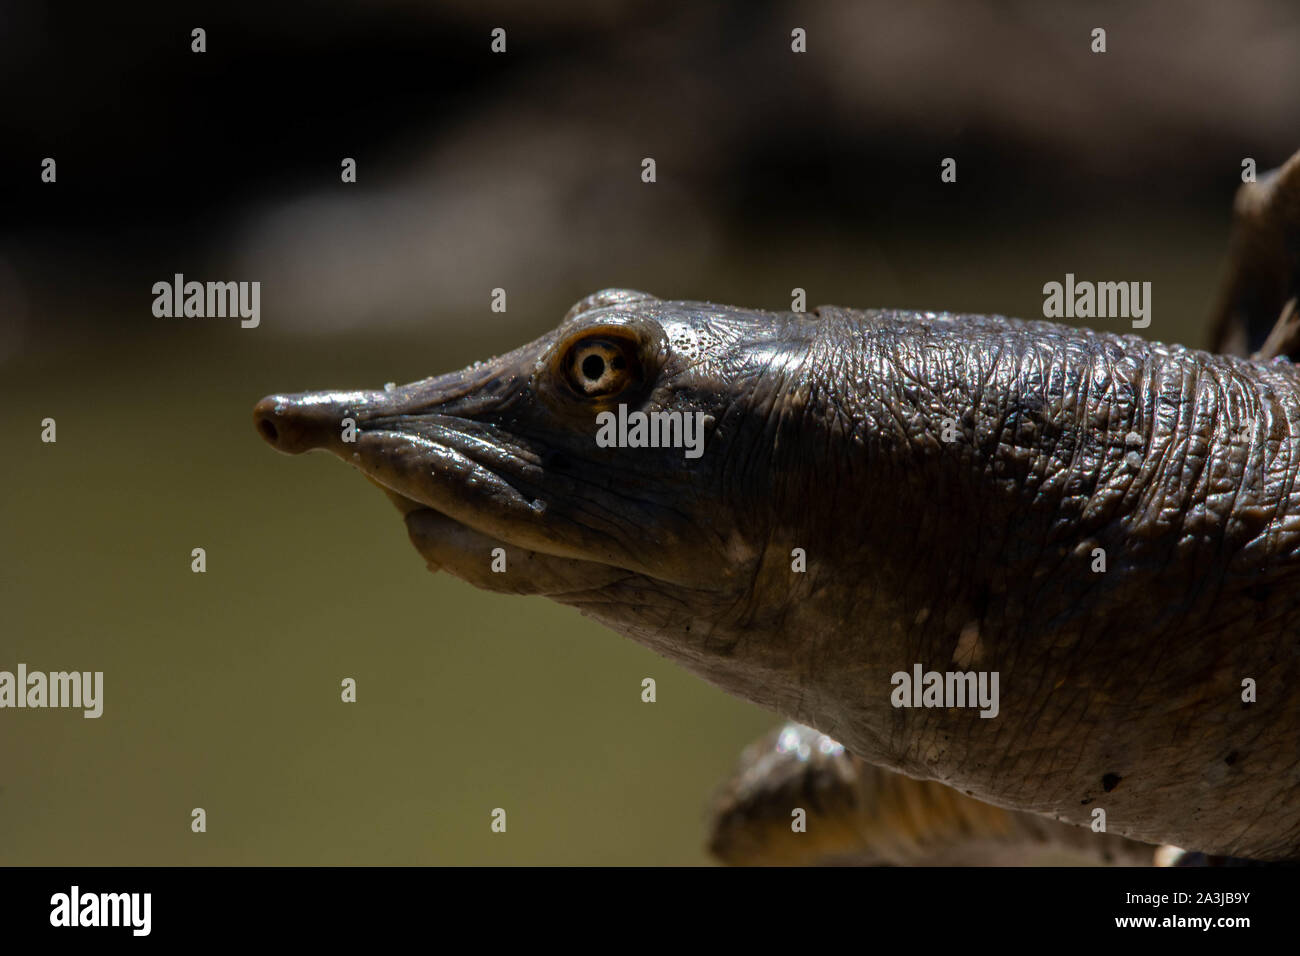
564 336 637 398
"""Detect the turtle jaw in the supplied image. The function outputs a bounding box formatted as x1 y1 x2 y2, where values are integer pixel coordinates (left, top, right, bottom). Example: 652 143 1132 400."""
252 355 581 555
363 464 636 595
400 505 634 596
253 377 658 595
349 421 700 596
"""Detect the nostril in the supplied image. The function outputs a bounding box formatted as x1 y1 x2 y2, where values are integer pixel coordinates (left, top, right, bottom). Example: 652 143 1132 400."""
254 391 346 455
258 416 280 444
253 396 291 449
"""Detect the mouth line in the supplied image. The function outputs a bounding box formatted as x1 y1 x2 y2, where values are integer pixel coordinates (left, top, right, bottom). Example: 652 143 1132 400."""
368 479 433 517
360 425 545 510
356 430 595 566
379 482 639 598
352 422 685 583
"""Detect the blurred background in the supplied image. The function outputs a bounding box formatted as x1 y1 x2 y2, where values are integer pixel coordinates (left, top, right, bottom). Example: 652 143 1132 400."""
3 0 1299 864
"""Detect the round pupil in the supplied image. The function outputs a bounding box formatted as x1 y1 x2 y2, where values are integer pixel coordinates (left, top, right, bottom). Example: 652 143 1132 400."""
581 354 606 381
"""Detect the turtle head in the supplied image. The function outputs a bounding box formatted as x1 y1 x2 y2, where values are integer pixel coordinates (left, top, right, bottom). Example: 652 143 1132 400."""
253 290 807 667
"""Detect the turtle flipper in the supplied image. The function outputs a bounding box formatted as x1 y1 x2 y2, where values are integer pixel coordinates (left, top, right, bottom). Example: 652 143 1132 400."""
707 723 1157 866
1208 150 1300 358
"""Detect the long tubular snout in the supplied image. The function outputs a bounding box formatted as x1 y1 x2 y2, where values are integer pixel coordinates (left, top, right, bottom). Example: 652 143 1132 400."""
253 390 377 455
254 351 526 456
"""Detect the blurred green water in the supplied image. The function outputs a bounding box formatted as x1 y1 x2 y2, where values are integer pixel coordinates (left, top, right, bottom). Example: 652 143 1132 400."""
0 218 1226 864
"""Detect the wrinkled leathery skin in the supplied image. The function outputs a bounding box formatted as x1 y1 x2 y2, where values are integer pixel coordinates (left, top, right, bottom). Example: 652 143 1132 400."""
255 291 1300 860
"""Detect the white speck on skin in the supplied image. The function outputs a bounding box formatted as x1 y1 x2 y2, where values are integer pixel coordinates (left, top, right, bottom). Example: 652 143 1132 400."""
777 727 801 754
723 530 756 562
952 621 982 668
817 735 845 756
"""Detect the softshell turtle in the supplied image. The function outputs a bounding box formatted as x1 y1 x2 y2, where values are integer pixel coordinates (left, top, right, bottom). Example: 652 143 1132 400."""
254 151 1300 863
